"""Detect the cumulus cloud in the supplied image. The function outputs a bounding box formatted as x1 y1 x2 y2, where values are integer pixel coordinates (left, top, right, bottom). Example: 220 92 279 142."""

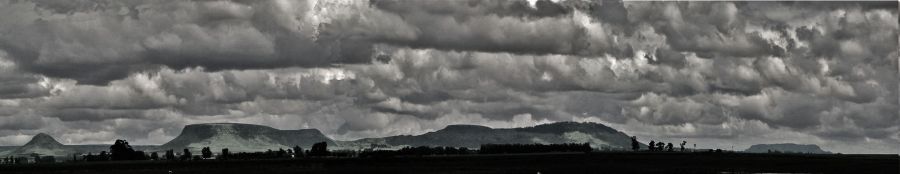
0 0 375 84
0 51 53 99
0 0 895 154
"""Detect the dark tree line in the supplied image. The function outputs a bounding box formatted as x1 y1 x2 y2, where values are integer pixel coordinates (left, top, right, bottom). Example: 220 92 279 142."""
93 142 326 162
83 151 110 161
212 142 325 160
639 138 689 152
479 143 592 154
45 136 728 165
2 156 31 164
359 146 472 158
647 141 674 152
73 140 318 162
31 154 55 163
225 147 302 160
80 141 596 161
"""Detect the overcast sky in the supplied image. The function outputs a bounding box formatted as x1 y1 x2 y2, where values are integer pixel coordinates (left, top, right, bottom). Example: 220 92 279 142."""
0 0 896 154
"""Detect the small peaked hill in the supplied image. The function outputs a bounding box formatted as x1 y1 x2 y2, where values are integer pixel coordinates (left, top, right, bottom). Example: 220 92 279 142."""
354 122 637 149
9 133 70 157
158 123 334 152
744 143 832 154
23 133 64 148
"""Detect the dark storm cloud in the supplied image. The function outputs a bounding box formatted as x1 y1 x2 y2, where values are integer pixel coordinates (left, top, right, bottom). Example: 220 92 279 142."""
0 71 50 99
0 51 53 99
0 0 896 153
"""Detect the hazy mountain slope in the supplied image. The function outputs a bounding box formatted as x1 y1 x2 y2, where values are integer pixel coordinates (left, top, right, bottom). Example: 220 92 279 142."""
2 122 638 156
0 146 16 155
744 143 832 154
158 123 334 152
353 122 637 149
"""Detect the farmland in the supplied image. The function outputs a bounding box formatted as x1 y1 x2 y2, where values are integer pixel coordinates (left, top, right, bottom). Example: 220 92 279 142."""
2 152 897 174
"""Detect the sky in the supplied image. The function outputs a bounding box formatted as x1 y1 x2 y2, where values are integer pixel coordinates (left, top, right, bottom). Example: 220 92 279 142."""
0 0 896 154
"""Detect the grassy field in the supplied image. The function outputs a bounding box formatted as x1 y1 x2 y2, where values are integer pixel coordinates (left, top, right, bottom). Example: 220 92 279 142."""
1 152 897 174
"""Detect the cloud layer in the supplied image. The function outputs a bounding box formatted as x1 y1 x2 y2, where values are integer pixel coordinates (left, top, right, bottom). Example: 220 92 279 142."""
0 0 896 154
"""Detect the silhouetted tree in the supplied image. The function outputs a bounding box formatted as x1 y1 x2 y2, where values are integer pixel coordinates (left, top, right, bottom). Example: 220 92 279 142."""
648 141 655 151
631 136 639 151
165 150 175 160
287 149 294 157
84 153 94 161
656 142 665 152
98 151 110 161
150 152 159 160
680 141 687 152
292 145 303 158
201 147 212 159
220 148 230 160
181 149 192 161
110 139 137 160
666 143 674 152
137 151 148 160
277 148 287 158
309 142 329 157
30 153 40 163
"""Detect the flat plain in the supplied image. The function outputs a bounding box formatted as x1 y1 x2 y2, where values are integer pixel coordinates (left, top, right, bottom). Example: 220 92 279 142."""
1 152 897 174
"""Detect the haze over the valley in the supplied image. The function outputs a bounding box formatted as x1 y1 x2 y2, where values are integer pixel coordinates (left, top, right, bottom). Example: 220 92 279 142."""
0 0 896 154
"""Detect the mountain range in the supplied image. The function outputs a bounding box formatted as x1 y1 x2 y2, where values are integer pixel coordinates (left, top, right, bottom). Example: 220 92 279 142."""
3 122 649 157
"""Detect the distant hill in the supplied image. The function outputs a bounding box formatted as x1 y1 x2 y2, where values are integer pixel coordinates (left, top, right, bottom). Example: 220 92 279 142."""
0 133 159 158
5 133 71 157
157 123 334 152
349 122 637 149
744 143 832 154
